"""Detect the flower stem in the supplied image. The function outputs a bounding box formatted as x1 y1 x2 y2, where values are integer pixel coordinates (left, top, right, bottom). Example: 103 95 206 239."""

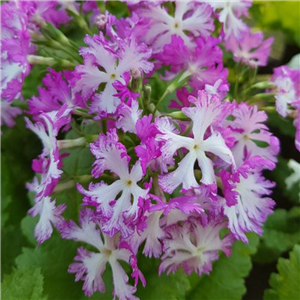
57 137 87 150
53 180 76 193
27 55 76 68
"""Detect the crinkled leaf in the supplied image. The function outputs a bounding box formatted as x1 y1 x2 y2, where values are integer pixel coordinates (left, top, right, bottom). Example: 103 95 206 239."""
267 113 295 139
253 1 300 47
62 125 100 177
254 208 300 264
1 225 30 276
62 146 94 177
264 245 300 300
186 233 259 300
21 215 38 246
15 232 83 300
271 157 300 204
1 154 12 228
136 257 191 300
1 117 40 226
1 267 46 300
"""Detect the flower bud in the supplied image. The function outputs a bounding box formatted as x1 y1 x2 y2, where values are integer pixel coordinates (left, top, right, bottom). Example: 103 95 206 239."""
96 14 107 30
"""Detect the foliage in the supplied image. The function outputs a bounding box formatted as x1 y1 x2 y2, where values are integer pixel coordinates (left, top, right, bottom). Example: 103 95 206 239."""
254 208 300 264
187 234 259 300
1 1 300 300
264 245 300 300
1 267 46 300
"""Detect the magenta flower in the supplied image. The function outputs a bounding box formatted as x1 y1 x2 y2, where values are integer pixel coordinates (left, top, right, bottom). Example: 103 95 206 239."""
227 103 279 167
1 100 22 130
159 218 234 275
220 157 275 243
77 129 150 237
209 0 252 39
1 3 31 101
62 208 144 299
28 197 66 245
28 69 85 118
271 66 300 118
74 34 153 115
156 90 235 193
226 31 274 67
137 1 214 53
116 100 142 133
158 35 228 92
25 105 71 200
19 1 70 30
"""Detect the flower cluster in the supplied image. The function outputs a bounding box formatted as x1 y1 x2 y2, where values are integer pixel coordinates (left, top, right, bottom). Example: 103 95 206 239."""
270 66 300 151
1 1 299 299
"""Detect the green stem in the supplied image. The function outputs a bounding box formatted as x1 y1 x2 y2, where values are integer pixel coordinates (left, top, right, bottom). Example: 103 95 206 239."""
247 93 276 105
152 71 190 117
260 106 276 113
27 55 76 68
53 180 76 193
101 119 107 134
73 109 94 119
57 137 87 150
152 173 165 199
182 121 193 136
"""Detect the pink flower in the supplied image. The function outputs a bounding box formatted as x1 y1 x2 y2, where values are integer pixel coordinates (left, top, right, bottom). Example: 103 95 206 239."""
220 158 275 243
169 87 190 110
137 1 214 53
130 193 203 258
116 100 142 133
19 1 70 30
74 34 153 115
209 0 252 39
226 31 274 67
28 69 85 118
156 90 235 193
62 208 144 299
159 218 234 275
130 210 164 258
227 103 279 167
1 3 31 101
271 65 300 151
292 100 300 151
29 198 66 245
25 105 71 200
158 36 228 92
271 66 300 117
77 129 149 237
1 100 22 129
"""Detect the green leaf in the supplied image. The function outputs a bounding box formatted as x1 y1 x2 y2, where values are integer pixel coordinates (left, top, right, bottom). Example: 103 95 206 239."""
267 113 295 139
1 117 41 226
1 267 46 300
61 125 100 178
136 258 191 300
254 208 300 264
21 215 38 246
15 232 83 300
1 225 30 276
62 146 94 177
264 245 300 300
271 158 300 204
1 154 12 228
253 1 300 47
186 233 259 300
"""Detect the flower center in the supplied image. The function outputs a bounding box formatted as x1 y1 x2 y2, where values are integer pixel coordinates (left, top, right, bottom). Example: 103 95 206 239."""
126 179 133 186
110 73 117 80
193 144 200 151
102 248 112 257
